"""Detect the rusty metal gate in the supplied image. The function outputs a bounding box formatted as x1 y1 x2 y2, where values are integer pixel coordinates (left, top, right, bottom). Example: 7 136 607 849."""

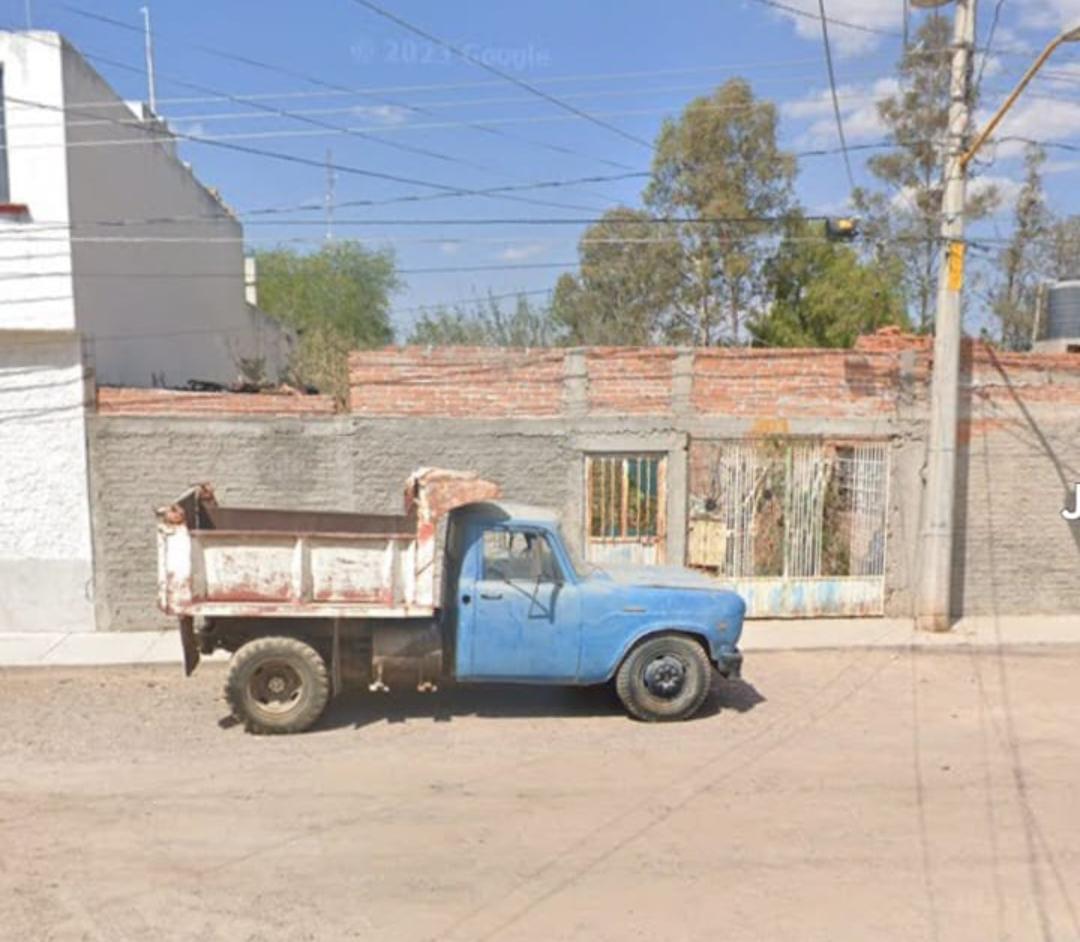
585 454 667 566
687 440 888 617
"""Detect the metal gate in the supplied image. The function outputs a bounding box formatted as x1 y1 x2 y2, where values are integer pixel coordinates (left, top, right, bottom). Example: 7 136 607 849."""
585 454 666 565
687 440 888 617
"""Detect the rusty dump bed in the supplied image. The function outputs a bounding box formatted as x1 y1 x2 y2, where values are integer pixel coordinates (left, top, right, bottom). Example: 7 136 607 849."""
156 469 500 620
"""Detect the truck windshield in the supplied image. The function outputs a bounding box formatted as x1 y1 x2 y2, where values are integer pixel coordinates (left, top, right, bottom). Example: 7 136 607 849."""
556 524 591 579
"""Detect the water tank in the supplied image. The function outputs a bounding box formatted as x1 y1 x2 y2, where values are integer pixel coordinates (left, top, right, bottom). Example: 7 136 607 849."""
1045 280 1080 341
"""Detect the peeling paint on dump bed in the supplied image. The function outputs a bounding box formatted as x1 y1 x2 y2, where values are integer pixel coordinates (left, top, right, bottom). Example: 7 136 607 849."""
156 469 500 620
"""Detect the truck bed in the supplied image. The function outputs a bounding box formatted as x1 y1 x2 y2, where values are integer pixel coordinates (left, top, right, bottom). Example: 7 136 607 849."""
156 470 500 620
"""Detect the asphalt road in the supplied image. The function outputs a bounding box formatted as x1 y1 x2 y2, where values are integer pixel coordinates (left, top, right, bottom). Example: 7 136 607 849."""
2 646 1078 941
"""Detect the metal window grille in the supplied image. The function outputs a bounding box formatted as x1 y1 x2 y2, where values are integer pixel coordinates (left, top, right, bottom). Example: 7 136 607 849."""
587 455 663 539
688 440 888 579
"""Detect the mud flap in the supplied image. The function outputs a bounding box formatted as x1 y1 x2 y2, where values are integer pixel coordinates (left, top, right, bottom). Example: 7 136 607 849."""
179 616 200 676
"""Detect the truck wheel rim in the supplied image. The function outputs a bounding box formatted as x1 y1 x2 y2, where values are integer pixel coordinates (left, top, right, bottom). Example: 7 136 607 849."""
643 654 687 699
250 660 303 714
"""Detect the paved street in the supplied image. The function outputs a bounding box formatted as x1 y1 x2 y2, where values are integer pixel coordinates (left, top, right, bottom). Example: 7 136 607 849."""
2 647 1079 941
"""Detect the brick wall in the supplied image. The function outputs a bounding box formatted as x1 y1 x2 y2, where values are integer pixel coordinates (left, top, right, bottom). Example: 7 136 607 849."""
348 344 912 419
586 348 677 414
348 347 567 418
690 349 904 418
97 386 336 416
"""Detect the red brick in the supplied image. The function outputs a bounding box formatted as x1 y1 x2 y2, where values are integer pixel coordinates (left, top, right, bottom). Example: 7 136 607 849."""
96 387 337 416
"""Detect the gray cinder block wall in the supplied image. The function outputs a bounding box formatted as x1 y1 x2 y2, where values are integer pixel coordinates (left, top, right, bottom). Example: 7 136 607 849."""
86 337 1080 631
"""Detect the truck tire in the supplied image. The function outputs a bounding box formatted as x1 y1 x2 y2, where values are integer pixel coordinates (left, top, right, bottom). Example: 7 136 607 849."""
225 636 330 735
615 634 712 723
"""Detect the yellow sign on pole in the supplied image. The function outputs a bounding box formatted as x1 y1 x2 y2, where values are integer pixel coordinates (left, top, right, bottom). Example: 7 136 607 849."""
947 241 966 292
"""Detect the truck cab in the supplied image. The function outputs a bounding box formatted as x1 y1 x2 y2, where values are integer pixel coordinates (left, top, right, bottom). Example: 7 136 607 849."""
447 501 745 695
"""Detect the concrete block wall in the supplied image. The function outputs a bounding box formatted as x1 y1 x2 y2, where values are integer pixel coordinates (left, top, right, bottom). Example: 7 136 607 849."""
87 414 574 630
85 331 1080 630
952 347 1080 616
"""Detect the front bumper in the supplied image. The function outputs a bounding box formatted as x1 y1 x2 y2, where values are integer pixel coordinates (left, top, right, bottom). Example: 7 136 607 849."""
715 649 743 679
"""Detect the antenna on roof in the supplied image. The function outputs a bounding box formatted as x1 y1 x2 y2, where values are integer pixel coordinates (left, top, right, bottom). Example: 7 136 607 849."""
140 6 157 114
325 148 336 242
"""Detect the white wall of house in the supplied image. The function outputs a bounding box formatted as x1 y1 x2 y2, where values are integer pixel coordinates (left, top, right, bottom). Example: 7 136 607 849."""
0 32 76 332
0 31 284 387
0 31 290 633
0 332 96 631
59 39 271 387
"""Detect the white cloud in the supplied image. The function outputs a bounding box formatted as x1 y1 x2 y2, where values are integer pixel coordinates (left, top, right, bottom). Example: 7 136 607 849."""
1044 157 1080 174
1012 0 1080 31
756 0 904 55
970 174 1025 214
351 104 411 125
438 241 462 256
498 243 546 262
974 93 1080 159
172 119 206 138
785 77 898 147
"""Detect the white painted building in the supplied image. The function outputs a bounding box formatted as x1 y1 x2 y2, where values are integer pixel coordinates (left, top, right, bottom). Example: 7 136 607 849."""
0 31 291 632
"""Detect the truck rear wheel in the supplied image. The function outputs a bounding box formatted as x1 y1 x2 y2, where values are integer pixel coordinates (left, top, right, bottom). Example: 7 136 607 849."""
615 634 711 722
225 636 330 735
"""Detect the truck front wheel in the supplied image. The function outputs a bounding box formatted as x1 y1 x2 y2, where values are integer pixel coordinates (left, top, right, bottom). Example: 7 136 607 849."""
615 634 711 722
225 636 330 734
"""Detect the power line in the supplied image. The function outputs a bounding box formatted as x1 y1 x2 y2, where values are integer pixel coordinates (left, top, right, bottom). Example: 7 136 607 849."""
975 0 1006 98
58 2 638 177
0 83 636 216
41 69 879 132
816 0 856 192
745 0 902 38
2 32 610 216
54 56 846 109
347 0 654 150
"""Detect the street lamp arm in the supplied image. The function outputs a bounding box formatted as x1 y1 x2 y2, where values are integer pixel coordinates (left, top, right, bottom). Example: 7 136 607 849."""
961 25 1080 169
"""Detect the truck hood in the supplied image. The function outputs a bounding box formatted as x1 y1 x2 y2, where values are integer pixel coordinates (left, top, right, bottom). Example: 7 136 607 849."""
591 564 722 592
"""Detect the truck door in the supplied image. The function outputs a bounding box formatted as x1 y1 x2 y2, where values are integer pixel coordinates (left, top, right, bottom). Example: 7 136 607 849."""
462 526 581 681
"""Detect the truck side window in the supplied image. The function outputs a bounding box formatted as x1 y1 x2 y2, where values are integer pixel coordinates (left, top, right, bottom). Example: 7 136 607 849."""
482 529 561 583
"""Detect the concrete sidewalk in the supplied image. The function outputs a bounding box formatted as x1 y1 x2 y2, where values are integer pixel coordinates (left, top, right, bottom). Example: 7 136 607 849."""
2 615 1078 668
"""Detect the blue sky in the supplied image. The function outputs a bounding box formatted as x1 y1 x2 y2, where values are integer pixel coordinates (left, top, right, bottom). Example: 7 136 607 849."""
9 0 1080 336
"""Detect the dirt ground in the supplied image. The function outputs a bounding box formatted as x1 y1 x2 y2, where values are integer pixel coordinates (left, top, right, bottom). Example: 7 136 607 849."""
2 646 1079 942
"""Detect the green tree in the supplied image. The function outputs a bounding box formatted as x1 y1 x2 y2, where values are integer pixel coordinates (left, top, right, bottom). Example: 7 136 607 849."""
853 15 997 331
408 294 561 346
256 241 399 401
1048 215 1080 281
750 221 907 348
989 145 1051 350
552 80 795 346
645 78 797 344
551 208 680 344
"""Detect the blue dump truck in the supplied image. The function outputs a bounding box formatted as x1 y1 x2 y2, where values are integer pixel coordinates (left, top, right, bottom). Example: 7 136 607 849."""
157 468 745 734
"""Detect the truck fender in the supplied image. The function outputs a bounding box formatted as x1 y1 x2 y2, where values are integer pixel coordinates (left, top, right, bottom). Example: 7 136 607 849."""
604 624 714 682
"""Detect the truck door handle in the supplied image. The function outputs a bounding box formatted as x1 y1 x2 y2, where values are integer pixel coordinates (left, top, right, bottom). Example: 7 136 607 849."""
480 591 503 600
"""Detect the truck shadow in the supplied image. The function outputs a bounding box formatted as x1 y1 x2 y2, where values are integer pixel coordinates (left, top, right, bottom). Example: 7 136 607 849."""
308 676 765 732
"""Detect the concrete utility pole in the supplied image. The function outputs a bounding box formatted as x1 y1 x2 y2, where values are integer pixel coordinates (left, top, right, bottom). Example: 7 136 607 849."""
916 0 976 632
140 6 157 114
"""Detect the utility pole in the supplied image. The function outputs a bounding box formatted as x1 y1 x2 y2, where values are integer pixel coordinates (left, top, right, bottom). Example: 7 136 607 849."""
325 149 336 242
140 6 157 114
916 0 976 631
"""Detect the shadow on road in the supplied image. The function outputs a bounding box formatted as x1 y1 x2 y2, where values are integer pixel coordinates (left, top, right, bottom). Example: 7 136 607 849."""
218 676 766 732
311 675 765 732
